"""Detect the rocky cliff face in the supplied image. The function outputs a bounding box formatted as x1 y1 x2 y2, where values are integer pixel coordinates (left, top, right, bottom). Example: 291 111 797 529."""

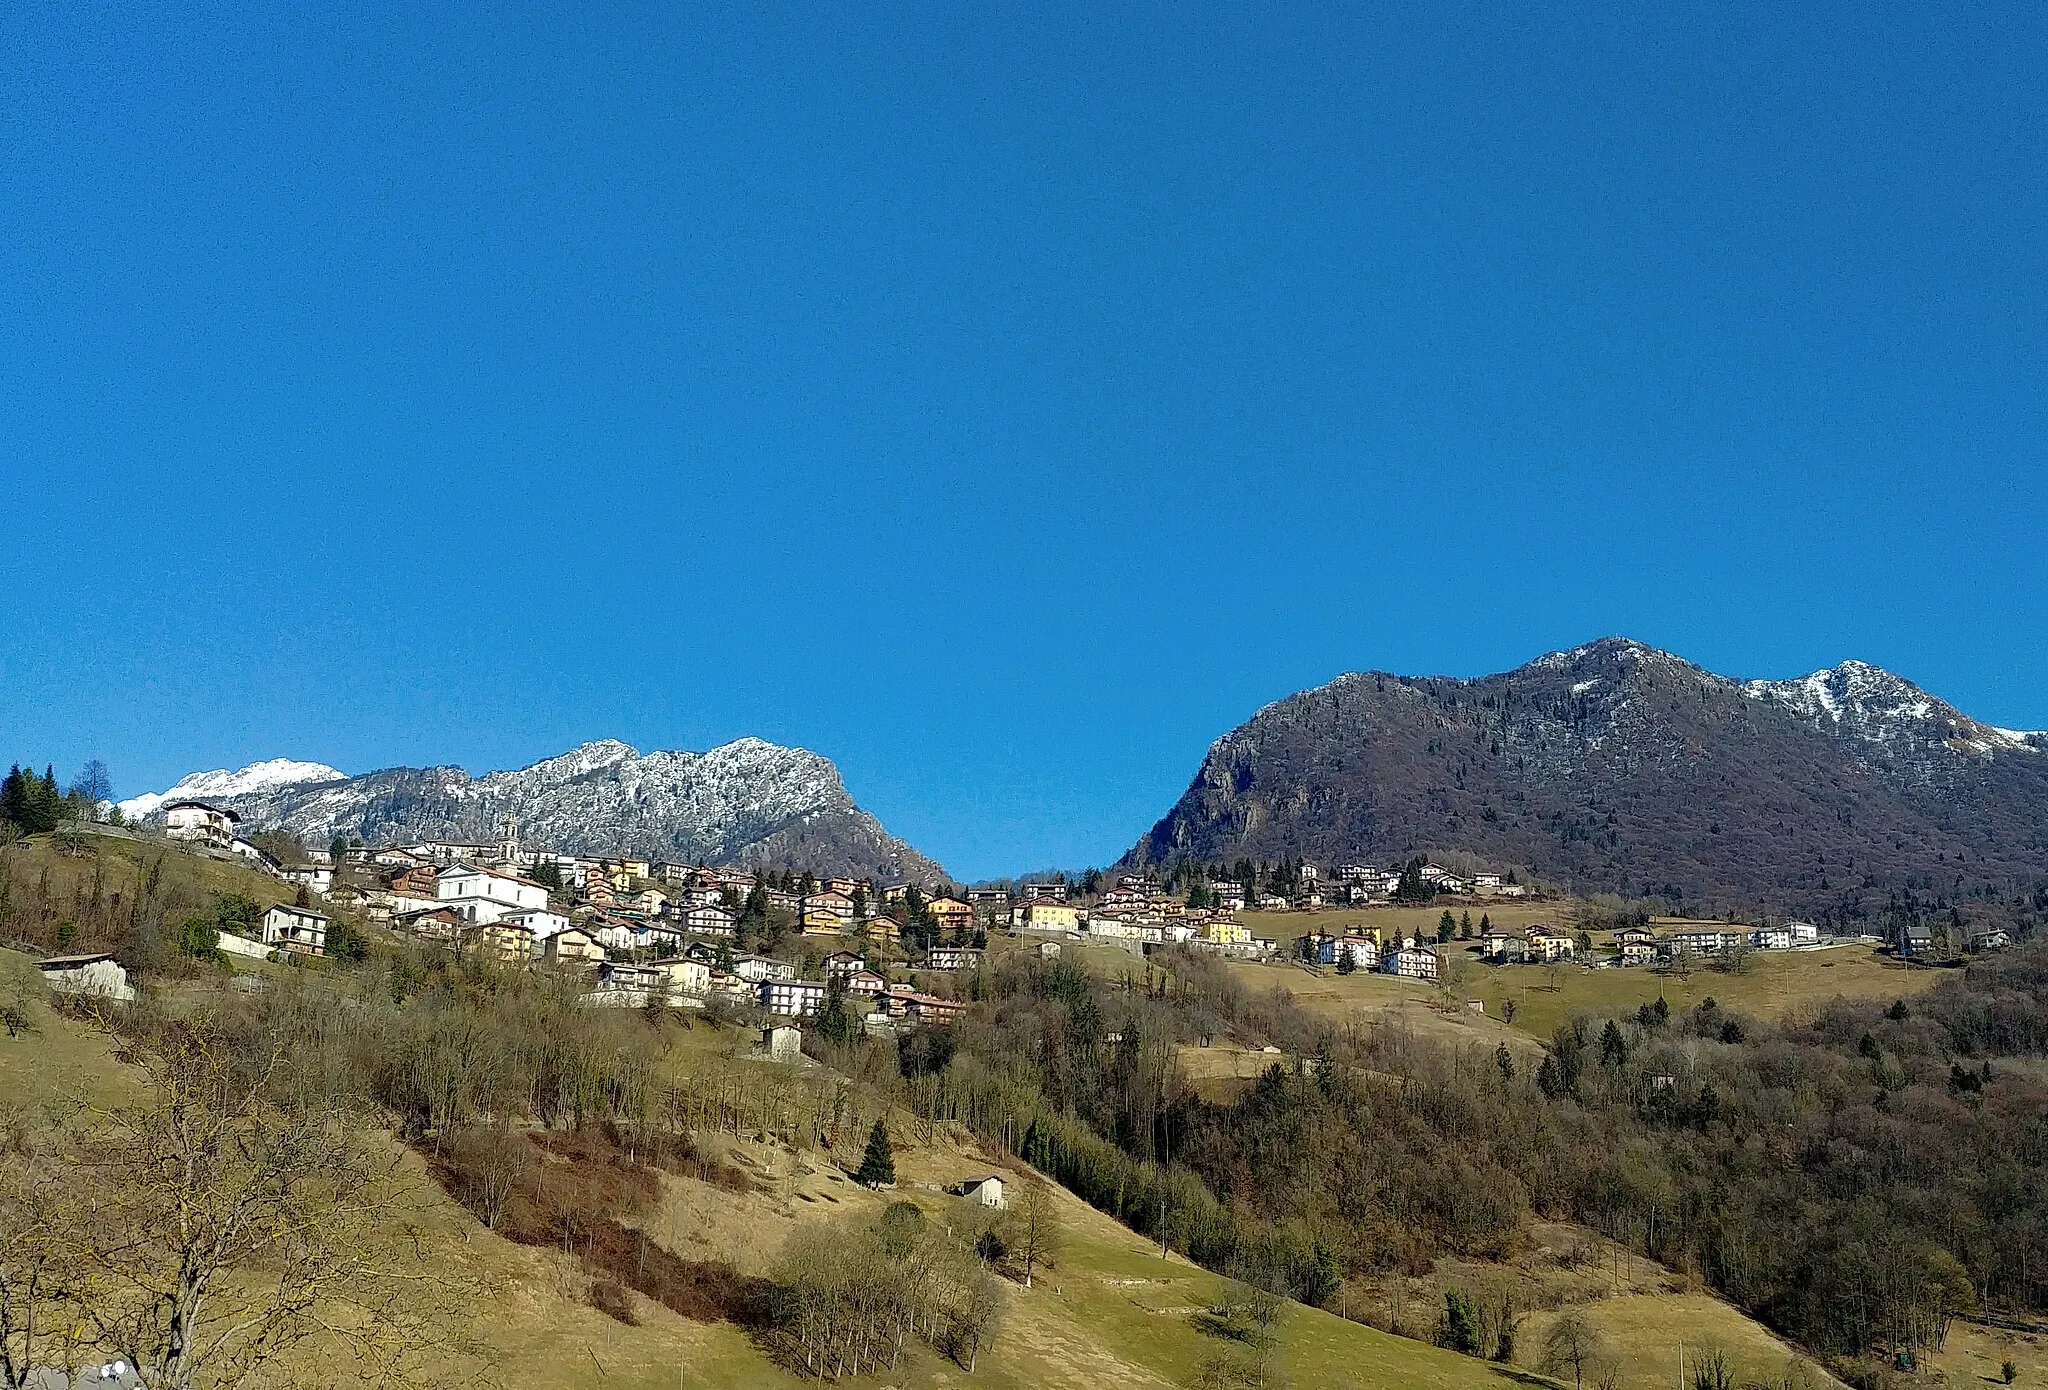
1125 638 2048 916
127 739 947 885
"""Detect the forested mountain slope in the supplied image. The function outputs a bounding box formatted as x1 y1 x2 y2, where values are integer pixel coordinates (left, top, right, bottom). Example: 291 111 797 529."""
1127 638 2048 918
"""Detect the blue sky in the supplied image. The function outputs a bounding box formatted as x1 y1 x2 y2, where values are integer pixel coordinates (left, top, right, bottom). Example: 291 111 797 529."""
4 2 2045 879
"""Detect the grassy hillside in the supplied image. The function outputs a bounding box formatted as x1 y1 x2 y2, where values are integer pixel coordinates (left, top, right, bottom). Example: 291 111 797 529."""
1 989 1538 1390
1224 925 1943 1043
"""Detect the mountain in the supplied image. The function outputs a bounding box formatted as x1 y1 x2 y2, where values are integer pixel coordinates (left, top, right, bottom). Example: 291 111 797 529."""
124 739 948 885
1125 638 2048 916
118 759 350 819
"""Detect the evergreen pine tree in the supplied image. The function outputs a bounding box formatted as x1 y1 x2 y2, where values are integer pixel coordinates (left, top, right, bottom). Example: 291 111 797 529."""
817 972 854 1046
855 1119 896 1187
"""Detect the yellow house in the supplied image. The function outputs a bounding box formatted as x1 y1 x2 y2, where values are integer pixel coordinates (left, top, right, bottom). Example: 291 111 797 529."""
1017 901 1079 932
927 897 975 935
1201 919 1251 947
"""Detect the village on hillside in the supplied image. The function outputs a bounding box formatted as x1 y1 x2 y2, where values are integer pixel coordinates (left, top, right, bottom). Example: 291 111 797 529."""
55 797 1999 1033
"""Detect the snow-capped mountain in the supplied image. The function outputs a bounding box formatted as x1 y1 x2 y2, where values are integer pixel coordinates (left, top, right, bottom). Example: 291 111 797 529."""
126 739 947 885
1126 637 2048 915
1744 660 2044 762
118 758 349 819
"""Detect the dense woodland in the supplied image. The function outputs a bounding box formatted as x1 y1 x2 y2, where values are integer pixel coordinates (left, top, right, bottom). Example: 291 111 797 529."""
898 944 2048 1382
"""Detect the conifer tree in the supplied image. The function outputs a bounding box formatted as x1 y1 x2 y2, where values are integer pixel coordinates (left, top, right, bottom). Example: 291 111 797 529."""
855 1119 896 1188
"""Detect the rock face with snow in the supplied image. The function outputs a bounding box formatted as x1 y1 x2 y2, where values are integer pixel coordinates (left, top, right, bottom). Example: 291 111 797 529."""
1125 638 2048 915
127 740 947 885
118 759 349 820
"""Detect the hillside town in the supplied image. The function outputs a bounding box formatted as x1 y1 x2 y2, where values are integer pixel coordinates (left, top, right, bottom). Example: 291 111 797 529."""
142 797 2007 1033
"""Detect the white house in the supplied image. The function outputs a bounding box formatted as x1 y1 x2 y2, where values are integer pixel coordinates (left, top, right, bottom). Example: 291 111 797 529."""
36 952 134 1001
926 946 983 971
732 953 797 983
163 801 238 850
260 903 328 957
283 863 334 896
760 978 827 1016
437 864 550 924
505 906 570 941
1382 947 1440 981
1752 925 1793 951
1619 941 1657 967
1787 921 1821 945
684 905 739 938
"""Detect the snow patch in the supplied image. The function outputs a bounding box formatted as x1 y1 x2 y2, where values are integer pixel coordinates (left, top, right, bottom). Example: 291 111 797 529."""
120 758 348 818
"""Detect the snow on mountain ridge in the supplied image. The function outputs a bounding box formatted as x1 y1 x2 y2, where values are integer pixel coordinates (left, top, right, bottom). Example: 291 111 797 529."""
118 758 349 818
1743 660 2039 759
123 738 946 883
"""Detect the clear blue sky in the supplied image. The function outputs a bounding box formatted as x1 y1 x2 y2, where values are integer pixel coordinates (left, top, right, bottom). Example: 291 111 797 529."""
5 2 2045 880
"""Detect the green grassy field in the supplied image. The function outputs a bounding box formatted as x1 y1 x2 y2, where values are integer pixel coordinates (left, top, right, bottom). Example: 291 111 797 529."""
1225 928 1942 1042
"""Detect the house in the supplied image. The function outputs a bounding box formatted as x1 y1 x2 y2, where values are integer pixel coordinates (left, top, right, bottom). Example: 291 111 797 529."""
505 906 570 941
227 837 281 871
1101 887 1145 908
1037 940 1061 958
821 950 868 978
260 903 328 957
762 1025 803 1061
954 1175 1007 1208
1020 881 1069 902
1209 883 1247 911
926 946 983 972
1619 941 1657 967
684 905 739 938
649 956 712 996
824 877 863 898
1968 928 2013 953
1382 947 1440 981
765 889 800 913
732 954 797 984
926 897 975 936
1298 864 1320 883
1526 929 1576 962
760 978 827 1017
163 801 238 849
283 863 334 896
1480 931 1526 962
1752 926 1794 951
1472 873 1503 891
593 961 663 1001
1200 919 1250 947
582 877 617 908
1257 894 1289 912
881 883 911 905
545 926 606 966
1016 901 1080 933
1787 921 1821 944
899 992 966 1023
389 863 441 898
1614 926 1657 947
1666 929 1735 957
801 891 856 934
373 846 427 868
393 906 465 943
468 918 536 963
965 887 1010 907
864 915 903 942
35 952 135 1001
633 887 669 914
1336 934 1379 970
843 969 887 999
438 864 550 924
